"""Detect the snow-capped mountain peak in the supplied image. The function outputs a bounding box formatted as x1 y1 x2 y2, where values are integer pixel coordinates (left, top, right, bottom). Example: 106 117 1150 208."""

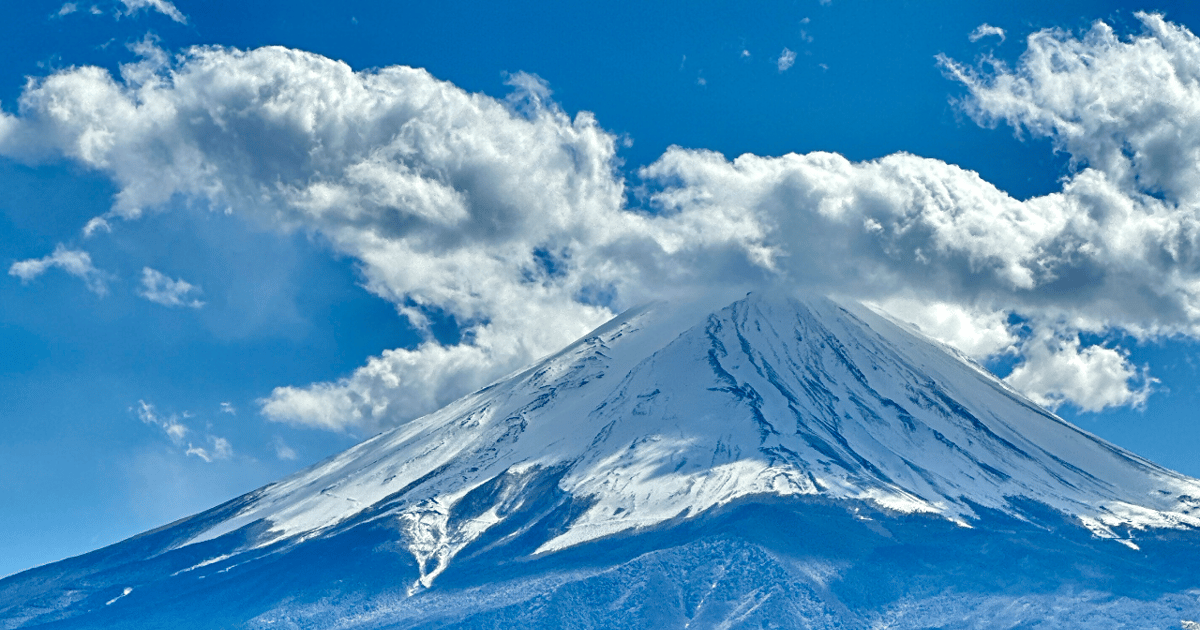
173 292 1200 588
8 291 1200 629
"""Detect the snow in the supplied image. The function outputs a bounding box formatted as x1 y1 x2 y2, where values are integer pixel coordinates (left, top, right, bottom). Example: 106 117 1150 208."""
169 554 234 577
104 588 132 606
175 291 1200 585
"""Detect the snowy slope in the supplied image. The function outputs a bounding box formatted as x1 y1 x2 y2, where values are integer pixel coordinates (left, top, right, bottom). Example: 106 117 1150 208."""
162 292 1200 580
5 291 1200 629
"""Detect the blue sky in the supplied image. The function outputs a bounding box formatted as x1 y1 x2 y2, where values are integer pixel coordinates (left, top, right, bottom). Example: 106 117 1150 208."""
4 0 1200 578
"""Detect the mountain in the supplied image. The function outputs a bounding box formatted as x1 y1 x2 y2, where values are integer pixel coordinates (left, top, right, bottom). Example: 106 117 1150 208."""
4 292 1200 629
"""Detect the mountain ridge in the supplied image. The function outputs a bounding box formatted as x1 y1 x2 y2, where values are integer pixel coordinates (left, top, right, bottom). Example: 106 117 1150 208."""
4 291 1200 629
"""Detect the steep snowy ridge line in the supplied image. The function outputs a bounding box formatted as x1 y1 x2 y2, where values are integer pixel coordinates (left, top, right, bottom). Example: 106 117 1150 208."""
136 294 1200 583
857 298 1172 480
8 292 1200 629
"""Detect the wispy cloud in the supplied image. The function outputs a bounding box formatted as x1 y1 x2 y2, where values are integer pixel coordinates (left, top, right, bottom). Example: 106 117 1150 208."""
118 0 186 23
777 48 797 72
134 400 189 445
9 244 110 295
272 436 298 461
136 400 233 462
968 23 1006 43
82 216 111 237
186 436 232 462
138 267 204 308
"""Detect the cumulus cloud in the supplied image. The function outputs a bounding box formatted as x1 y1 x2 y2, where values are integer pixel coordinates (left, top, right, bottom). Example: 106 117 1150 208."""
9 244 110 295
220 402 236 415
138 267 204 308
867 296 1017 359
777 48 797 72
53 3 78 18
1004 331 1155 412
943 13 1200 210
1 45 654 432
4 13 1200 429
118 0 185 23
968 24 1006 43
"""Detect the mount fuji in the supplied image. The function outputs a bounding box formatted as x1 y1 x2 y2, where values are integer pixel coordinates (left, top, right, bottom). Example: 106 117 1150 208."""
4 292 1200 629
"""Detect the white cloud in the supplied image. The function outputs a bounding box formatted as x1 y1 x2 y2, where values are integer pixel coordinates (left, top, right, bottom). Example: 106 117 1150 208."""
272 436 298 461
82 216 111 237
135 400 189 445
867 296 1017 359
118 0 186 23
138 267 204 308
9 244 109 295
54 3 78 17
0 46 641 432
968 24 1006 43
1004 331 1155 412
777 48 797 72
137 400 232 461
186 436 232 463
220 402 236 415
943 13 1200 211
7 15 1200 427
